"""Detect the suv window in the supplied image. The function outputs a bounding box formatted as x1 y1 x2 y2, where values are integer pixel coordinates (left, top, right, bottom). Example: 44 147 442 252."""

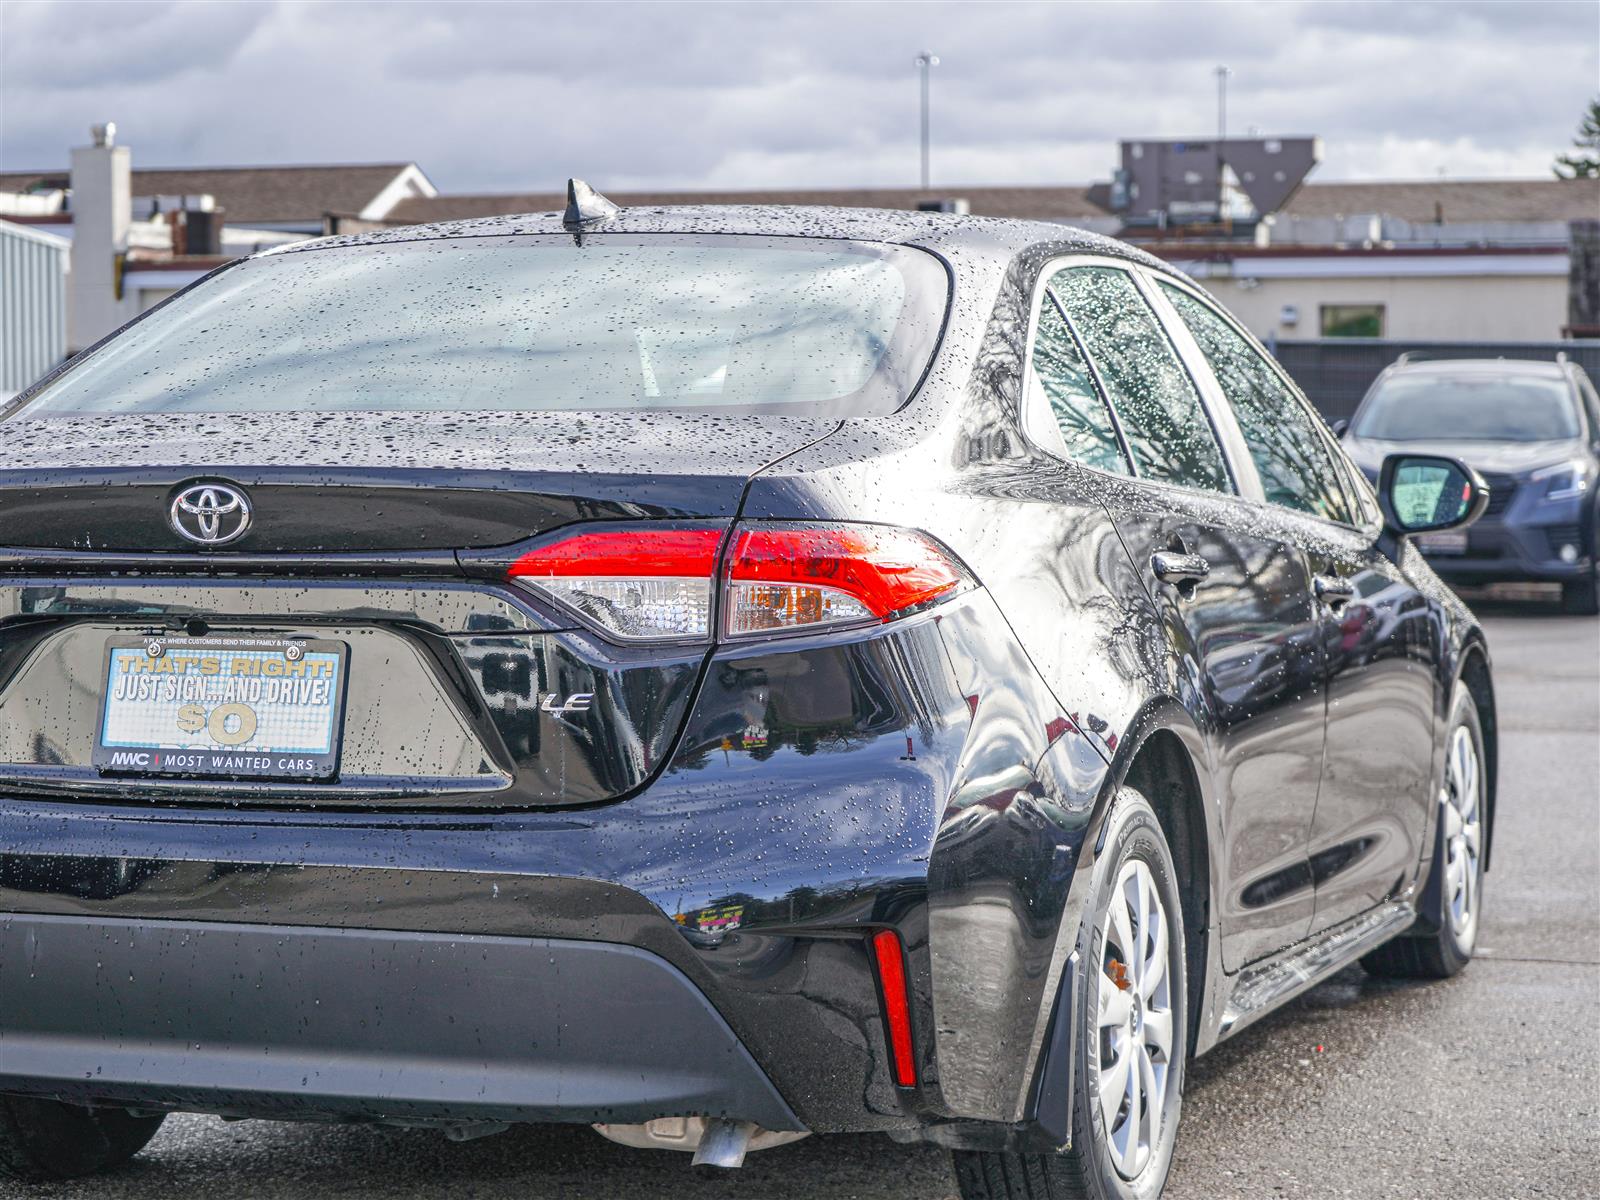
1050 266 1231 493
1160 282 1354 523
1029 292 1131 475
1352 372 1579 442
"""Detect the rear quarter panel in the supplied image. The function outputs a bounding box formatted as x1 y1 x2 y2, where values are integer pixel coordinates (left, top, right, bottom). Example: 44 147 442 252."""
740 237 1195 1124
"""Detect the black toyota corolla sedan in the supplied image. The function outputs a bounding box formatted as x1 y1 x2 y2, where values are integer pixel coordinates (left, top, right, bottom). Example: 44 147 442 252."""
0 188 1496 1199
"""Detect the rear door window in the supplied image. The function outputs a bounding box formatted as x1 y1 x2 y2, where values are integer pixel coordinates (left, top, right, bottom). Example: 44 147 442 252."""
1050 265 1231 493
1027 290 1131 475
1160 282 1355 523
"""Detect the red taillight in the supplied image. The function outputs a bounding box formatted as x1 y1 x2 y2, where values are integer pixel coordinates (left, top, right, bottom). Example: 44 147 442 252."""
507 521 970 642
510 527 723 578
870 928 917 1088
726 524 969 637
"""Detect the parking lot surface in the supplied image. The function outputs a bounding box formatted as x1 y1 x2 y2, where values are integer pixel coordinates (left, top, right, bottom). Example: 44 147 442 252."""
7 599 1596 1200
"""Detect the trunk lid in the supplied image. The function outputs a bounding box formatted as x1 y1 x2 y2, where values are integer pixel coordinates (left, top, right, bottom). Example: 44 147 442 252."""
0 411 839 553
0 410 839 808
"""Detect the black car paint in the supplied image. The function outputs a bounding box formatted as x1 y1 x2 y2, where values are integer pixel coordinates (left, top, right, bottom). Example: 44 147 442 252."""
0 206 1494 1152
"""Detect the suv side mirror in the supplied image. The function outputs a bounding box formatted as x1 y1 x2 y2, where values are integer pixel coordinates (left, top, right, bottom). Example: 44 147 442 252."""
1377 454 1489 537
1330 418 1350 438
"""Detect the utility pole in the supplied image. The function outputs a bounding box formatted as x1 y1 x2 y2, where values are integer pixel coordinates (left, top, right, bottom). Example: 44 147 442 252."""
915 52 939 191
1215 64 1232 222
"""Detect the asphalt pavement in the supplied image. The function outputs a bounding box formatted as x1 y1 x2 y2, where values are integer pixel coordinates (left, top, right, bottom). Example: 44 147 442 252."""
7 594 1597 1200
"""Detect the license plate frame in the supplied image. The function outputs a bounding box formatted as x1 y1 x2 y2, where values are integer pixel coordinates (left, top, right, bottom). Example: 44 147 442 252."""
1417 531 1469 556
93 635 348 781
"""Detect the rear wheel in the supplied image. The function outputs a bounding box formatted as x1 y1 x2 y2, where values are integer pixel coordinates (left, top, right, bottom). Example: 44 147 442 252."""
1362 682 1485 980
0 1097 165 1182
953 788 1186 1200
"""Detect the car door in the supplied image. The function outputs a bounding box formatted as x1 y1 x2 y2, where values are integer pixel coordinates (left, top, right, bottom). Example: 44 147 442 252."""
1152 277 1436 936
1040 261 1326 971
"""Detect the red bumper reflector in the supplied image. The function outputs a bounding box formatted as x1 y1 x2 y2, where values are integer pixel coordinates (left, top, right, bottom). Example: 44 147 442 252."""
870 928 917 1087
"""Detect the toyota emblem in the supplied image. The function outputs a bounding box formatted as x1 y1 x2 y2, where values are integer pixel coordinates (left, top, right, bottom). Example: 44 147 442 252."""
170 482 252 546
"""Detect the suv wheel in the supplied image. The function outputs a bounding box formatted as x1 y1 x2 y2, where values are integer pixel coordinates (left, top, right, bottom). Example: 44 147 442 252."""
953 787 1187 1200
1363 682 1485 979
0 1097 166 1182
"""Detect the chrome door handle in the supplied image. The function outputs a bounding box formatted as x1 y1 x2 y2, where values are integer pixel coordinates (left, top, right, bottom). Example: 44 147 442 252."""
1313 575 1356 609
1151 552 1212 588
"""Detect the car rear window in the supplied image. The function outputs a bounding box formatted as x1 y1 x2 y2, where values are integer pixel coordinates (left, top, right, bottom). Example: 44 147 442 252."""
15 234 949 420
1353 373 1580 442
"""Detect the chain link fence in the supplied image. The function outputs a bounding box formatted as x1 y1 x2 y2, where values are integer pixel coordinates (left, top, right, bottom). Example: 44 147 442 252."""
1268 338 1600 422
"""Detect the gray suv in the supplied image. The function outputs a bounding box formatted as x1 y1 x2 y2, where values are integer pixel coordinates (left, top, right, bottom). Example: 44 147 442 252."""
1341 356 1600 614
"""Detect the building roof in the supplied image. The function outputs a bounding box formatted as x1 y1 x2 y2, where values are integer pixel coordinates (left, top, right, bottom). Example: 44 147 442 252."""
386 184 1111 226
386 176 1600 229
1281 178 1599 223
0 162 429 224
0 217 70 250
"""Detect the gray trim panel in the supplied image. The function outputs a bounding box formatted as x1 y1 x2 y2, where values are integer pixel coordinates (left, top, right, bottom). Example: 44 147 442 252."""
0 913 803 1131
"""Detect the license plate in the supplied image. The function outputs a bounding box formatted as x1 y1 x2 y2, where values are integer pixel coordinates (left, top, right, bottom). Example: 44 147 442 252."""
94 636 347 780
1417 531 1468 556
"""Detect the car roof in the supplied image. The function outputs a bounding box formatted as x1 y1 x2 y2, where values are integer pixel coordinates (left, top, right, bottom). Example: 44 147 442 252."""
270 203 1175 276
1388 358 1568 380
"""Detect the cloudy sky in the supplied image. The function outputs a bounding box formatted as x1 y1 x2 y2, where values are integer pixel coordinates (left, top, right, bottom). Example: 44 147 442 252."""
1 0 1595 194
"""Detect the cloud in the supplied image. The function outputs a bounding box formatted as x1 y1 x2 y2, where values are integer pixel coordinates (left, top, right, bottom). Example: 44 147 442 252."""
0 0 1593 191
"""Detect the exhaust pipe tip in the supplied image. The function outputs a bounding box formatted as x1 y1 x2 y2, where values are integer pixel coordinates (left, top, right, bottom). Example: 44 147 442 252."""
592 1115 808 1167
689 1118 755 1170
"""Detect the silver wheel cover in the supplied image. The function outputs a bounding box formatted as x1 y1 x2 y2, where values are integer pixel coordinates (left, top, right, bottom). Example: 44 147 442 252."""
1095 857 1174 1181
1442 721 1483 955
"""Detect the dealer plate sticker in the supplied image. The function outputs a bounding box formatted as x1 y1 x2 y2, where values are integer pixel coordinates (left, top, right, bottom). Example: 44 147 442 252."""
94 637 347 780
1417 530 1468 556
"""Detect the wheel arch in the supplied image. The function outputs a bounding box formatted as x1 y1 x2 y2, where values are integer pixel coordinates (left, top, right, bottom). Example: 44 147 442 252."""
1456 637 1497 871
1080 698 1218 1057
1120 725 1212 1058
1007 698 1216 1153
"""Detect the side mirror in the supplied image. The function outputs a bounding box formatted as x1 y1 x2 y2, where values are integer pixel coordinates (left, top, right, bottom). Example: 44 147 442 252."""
1330 418 1350 438
1377 454 1488 537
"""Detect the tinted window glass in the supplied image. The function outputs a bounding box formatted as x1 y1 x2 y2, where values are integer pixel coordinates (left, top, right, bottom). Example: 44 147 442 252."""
17 235 947 419
1030 295 1130 474
1162 283 1353 522
1051 266 1230 492
1352 374 1580 442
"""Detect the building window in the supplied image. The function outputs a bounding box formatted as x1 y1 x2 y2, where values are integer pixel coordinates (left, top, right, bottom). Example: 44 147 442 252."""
1320 304 1385 338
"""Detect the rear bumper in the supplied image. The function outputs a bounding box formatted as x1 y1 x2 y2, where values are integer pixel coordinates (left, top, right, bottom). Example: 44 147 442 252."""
0 914 801 1131
0 807 914 1136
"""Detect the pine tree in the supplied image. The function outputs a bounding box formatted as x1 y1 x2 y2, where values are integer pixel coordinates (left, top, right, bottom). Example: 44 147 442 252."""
1554 97 1600 179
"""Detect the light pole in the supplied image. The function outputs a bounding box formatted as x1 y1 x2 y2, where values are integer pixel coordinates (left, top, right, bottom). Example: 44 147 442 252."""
915 52 939 191
1215 64 1231 221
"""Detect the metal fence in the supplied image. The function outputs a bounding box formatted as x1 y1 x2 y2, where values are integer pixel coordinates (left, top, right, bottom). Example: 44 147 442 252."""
0 220 69 398
1268 338 1600 422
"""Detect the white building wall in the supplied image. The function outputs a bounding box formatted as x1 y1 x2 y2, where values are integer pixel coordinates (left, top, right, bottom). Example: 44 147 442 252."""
1191 270 1567 343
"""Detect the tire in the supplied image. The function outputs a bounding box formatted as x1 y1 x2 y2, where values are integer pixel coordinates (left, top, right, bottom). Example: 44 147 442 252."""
1362 682 1485 980
1561 573 1599 616
953 787 1187 1200
0 1096 165 1182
